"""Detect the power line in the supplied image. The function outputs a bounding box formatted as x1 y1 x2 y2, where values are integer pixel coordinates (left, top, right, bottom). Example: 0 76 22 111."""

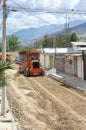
10 0 58 27
7 0 86 31
7 1 86 31
6 0 86 39
7 5 86 15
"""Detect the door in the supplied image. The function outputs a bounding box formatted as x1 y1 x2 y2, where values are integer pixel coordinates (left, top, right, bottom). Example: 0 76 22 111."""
74 57 77 76
84 55 86 80
50 56 54 68
77 57 82 78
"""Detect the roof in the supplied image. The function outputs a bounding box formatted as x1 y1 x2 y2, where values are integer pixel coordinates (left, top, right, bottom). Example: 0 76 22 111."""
78 48 86 51
71 42 86 46
43 48 73 54
71 54 82 56
65 53 82 57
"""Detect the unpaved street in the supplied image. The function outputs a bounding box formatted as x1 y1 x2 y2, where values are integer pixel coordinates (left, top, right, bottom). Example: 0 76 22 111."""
6 65 86 130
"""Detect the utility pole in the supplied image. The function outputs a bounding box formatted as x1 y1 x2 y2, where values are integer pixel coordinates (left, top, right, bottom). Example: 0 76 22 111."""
65 13 70 43
53 37 56 69
1 0 7 116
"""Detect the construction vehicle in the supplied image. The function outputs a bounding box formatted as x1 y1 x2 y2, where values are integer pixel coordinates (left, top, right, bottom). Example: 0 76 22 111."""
19 51 45 76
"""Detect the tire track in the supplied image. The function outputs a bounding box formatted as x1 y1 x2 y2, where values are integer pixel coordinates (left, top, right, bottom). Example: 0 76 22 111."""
33 76 86 118
45 76 86 101
29 77 86 125
6 67 86 130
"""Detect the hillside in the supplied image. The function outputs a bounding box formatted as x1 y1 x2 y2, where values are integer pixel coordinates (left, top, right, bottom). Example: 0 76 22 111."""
13 20 86 41
71 23 86 37
13 24 64 41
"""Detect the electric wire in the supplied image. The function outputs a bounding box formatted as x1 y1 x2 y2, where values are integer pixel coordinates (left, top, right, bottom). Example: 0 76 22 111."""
10 0 59 27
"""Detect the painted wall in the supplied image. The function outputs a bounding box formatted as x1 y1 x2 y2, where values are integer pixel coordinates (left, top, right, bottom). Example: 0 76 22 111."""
40 53 54 69
40 54 44 67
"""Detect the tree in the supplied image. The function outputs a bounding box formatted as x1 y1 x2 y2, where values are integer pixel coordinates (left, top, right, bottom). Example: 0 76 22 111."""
42 34 53 48
34 33 77 48
6 35 20 52
70 33 77 42
55 34 71 47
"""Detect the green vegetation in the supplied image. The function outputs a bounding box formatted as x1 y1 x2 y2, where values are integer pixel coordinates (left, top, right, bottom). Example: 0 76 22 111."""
70 33 78 41
34 32 78 48
18 48 38 54
0 61 12 85
0 35 20 52
6 35 20 52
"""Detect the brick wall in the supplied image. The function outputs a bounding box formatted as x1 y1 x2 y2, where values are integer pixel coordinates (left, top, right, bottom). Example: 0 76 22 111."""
55 55 75 75
55 56 65 72
65 56 74 75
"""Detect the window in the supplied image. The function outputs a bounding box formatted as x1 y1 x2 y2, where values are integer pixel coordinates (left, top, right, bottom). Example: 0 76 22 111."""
30 54 38 60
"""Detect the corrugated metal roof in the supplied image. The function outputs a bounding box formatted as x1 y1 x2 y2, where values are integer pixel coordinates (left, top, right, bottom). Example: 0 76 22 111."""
71 42 86 46
71 54 82 56
78 48 86 51
65 53 82 56
43 48 73 53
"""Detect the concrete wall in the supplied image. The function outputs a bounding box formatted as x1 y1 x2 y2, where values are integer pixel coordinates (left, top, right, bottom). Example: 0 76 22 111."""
45 54 50 69
55 54 83 78
40 54 44 67
50 55 54 68
11 52 19 58
40 53 54 69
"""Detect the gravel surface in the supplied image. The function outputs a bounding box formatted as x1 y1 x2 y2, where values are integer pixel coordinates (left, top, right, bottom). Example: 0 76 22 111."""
6 64 86 130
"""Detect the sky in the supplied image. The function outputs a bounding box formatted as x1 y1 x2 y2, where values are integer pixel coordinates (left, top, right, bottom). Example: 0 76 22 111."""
0 0 86 36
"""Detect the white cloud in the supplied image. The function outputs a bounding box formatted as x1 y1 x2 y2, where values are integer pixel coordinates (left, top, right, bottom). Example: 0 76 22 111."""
70 0 80 9
35 0 61 9
1 0 86 37
7 0 81 9
76 0 86 10
6 12 65 34
59 0 80 9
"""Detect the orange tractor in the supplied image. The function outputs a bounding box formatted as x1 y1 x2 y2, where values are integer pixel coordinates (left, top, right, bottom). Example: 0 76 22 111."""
19 51 45 76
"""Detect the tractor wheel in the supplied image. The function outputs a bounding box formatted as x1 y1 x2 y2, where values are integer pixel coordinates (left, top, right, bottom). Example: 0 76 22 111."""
41 70 45 76
19 65 23 74
19 65 22 71
24 68 30 77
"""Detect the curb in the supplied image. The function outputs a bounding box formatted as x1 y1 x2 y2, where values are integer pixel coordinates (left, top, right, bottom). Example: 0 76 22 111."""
0 88 17 130
49 73 86 94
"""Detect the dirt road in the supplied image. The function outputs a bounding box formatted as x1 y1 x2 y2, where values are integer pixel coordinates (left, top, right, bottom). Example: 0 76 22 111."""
6 65 86 130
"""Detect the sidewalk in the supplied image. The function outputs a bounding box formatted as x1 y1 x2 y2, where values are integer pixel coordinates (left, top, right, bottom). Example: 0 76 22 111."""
0 88 17 130
47 69 86 94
